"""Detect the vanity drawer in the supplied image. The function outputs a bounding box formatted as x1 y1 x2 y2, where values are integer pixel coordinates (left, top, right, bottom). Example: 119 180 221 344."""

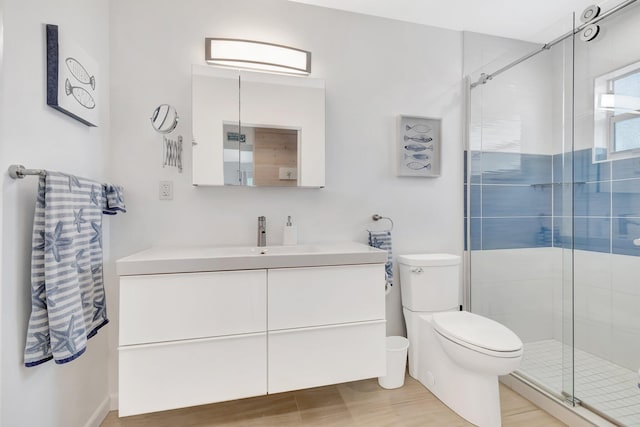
268 264 385 330
120 270 266 345
268 320 386 393
119 333 267 416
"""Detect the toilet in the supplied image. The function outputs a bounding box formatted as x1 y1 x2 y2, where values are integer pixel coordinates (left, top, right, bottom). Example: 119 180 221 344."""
398 253 523 427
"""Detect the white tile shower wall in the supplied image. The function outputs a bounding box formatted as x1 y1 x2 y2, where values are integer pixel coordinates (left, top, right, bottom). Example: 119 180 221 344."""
466 33 562 346
609 255 640 369
612 255 640 296
464 32 557 155
474 247 640 372
471 248 557 283
108 0 464 402
0 0 110 426
550 249 640 372
470 248 557 342
561 4 640 373
468 20 640 375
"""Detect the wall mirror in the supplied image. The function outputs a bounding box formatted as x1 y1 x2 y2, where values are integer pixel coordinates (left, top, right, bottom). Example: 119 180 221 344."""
151 104 179 133
192 65 325 187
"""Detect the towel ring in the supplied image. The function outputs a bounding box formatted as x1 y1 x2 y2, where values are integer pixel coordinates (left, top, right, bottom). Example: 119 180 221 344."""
370 214 394 231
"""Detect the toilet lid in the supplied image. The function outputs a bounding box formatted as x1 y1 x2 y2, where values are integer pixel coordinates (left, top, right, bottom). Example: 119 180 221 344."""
432 311 522 353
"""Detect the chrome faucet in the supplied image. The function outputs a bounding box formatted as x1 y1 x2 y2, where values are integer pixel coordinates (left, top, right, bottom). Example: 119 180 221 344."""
257 216 267 247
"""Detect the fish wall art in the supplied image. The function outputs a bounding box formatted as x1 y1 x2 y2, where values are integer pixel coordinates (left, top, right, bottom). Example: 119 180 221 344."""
46 24 99 127
397 115 441 177
66 58 96 90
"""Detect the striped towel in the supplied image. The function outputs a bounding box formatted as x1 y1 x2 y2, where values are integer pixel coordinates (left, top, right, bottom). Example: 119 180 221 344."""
103 184 126 215
24 172 124 366
368 230 393 290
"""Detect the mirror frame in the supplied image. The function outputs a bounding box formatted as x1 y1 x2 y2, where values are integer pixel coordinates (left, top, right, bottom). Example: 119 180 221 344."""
150 104 179 134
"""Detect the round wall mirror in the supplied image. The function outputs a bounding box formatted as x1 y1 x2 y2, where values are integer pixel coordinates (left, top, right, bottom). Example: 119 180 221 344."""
150 104 179 133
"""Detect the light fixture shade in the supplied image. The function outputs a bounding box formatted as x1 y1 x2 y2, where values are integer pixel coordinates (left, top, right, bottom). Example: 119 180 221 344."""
205 38 311 75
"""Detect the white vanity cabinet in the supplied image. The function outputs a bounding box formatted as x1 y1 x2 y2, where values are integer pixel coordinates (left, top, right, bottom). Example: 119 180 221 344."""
268 265 386 393
117 243 387 417
118 270 268 416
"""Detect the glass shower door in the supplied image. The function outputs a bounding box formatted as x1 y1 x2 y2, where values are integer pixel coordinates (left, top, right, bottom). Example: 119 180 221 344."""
467 3 640 423
465 20 577 402
571 2 640 424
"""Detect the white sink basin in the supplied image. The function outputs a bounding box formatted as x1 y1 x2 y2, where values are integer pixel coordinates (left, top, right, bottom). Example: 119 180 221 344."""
116 242 387 275
230 244 324 256
250 245 318 255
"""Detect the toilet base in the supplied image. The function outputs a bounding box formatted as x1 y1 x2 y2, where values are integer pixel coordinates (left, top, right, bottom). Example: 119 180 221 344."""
405 310 503 427
412 365 501 427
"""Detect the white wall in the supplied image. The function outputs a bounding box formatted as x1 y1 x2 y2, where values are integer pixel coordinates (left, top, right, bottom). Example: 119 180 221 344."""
108 0 463 402
0 0 110 426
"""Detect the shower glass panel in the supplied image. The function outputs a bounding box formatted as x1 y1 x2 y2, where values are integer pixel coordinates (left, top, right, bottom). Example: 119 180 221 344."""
572 2 640 424
465 16 577 404
467 2 640 425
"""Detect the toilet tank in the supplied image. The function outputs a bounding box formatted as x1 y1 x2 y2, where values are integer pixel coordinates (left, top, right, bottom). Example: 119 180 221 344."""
398 253 461 312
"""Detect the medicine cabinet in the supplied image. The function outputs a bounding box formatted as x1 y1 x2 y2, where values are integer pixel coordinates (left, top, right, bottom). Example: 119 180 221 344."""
192 65 325 187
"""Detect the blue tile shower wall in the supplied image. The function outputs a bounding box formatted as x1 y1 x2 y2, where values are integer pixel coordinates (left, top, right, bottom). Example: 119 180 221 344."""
552 149 611 184
466 148 640 256
612 157 640 256
461 151 471 251
467 151 553 250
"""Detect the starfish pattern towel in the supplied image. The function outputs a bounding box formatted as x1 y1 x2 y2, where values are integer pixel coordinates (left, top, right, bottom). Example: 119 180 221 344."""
103 184 126 215
24 172 124 366
368 230 393 291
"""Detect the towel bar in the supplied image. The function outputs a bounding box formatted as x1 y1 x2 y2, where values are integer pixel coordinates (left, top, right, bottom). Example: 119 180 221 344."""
8 165 46 179
371 214 394 231
8 165 125 192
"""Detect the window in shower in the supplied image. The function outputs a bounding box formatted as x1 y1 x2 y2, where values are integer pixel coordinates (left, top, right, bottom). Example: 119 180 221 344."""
593 60 640 161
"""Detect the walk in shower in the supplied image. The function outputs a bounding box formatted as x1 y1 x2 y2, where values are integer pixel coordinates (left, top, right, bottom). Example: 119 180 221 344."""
465 1 640 425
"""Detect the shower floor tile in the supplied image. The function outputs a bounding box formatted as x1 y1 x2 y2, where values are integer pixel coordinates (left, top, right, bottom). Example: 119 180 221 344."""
520 339 640 426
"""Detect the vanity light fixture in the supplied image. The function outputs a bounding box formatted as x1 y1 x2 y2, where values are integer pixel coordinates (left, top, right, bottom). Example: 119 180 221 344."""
205 38 311 75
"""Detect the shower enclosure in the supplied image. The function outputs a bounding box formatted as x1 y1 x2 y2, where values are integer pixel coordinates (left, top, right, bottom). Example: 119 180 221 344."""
465 1 640 425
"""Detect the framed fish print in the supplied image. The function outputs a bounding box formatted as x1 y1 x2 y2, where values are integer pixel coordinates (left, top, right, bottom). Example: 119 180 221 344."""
397 115 441 177
46 24 99 127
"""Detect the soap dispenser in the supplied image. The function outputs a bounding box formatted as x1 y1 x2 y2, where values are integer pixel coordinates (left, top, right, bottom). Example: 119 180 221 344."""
283 216 298 245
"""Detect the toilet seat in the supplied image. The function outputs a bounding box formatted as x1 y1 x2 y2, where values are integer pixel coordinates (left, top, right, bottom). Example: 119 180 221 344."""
432 311 523 358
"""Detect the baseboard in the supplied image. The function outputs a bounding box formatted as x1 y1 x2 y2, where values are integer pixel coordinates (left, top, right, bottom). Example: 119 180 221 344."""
84 396 111 427
110 392 119 411
500 375 617 427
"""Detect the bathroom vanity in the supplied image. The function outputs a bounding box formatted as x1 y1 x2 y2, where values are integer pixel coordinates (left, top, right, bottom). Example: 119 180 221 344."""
116 242 387 416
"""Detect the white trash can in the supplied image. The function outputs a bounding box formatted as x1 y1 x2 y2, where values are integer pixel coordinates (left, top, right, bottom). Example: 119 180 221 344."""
378 336 410 389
